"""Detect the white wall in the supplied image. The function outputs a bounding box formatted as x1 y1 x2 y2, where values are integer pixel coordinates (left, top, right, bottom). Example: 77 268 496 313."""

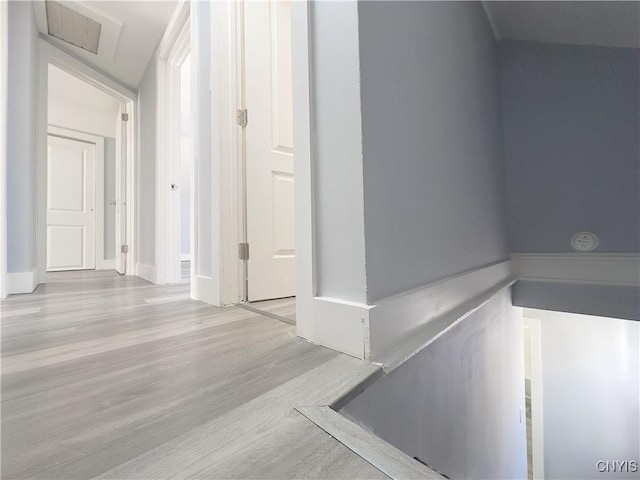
48 65 121 138
7 1 39 278
357 1 510 302
526 308 640 480
342 289 527 480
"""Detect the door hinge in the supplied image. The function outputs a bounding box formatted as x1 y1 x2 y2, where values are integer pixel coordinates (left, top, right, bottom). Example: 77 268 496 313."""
121 112 129 122
238 242 249 260
121 245 129 254
237 108 248 128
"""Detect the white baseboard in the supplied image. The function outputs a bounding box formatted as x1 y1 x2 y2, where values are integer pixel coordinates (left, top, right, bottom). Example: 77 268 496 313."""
181 254 191 262
7 270 38 295
511 253 639 287
135 263 157 284
309 260 513 363
192 275 220 307
368 260 513 362
311 297 373 360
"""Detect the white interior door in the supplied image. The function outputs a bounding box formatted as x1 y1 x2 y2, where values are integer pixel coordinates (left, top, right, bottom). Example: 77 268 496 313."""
244 0 295 301
47 135 96 271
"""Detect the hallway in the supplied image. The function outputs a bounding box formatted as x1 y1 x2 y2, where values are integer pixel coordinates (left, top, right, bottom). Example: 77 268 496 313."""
1 271 386 479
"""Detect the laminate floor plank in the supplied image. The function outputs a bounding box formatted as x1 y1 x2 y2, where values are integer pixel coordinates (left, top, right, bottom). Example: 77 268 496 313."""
246 297 297 324
1 270 387 480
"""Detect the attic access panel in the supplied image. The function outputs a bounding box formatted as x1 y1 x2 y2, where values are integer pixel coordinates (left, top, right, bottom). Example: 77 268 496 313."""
46 0 102 55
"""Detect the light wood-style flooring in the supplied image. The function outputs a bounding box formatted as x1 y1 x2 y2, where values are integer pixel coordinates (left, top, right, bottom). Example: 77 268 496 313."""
1 270 388 479
242 297 297 325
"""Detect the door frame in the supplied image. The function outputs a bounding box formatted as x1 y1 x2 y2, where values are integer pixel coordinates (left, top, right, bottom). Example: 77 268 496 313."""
47 126 113 271
156 1 192 285
523 314 545 479
212 1 314 335
36 40 137 283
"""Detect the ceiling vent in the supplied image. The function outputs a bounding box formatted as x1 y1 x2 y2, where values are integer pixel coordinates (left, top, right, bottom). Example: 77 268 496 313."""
45 1 101 55
35 1 123 62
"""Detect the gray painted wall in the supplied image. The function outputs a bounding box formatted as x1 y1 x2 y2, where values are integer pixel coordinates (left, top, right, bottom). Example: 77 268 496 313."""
137 49 157 267
358 1 510 302
531 309 640 479
311 0 367 303
342 289 527 479
104 138 116 260
7 1 39 273
499 40 640 253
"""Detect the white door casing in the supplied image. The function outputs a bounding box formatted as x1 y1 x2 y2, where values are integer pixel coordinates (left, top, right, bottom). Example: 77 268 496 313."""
244 0 295 301
114 107 127 274
46 135 96 271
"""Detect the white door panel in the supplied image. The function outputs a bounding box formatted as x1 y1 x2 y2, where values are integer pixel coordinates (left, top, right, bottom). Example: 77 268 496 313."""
244 0 295 301
47 135 96 271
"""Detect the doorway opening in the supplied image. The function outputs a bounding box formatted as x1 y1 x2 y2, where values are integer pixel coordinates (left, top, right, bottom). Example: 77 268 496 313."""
45 65 122 273
156 3 192 286
37 41 137 283
240 0 296 320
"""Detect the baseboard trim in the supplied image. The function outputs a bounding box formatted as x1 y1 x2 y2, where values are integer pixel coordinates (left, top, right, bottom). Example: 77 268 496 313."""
309 261 513 363
511 253 639 287
135 263 157 284
192 275 220 307
311 297 372 360
7 270 38 295
368 260 513 361
380 279 516 373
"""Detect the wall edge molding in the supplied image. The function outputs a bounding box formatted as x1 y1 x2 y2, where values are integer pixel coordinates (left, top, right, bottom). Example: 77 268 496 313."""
310 296 372 360
368 260 513 361
511 253 639 287
135 263 157 284
7 270 38 295
192 275 219 307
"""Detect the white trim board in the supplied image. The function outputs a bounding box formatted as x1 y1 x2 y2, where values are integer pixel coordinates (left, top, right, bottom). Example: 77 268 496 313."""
135 263 157 284
7 270 38 295
311 260 514 363
511 253 639 287
291 0 315 340
192 275 218 305
523 315 545 480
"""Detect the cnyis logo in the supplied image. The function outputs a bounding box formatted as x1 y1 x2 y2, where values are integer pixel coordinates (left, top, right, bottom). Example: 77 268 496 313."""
596 461 639 473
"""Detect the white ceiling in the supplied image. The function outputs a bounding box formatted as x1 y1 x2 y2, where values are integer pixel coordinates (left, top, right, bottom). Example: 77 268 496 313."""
483 1 640 49
36 1 177 89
